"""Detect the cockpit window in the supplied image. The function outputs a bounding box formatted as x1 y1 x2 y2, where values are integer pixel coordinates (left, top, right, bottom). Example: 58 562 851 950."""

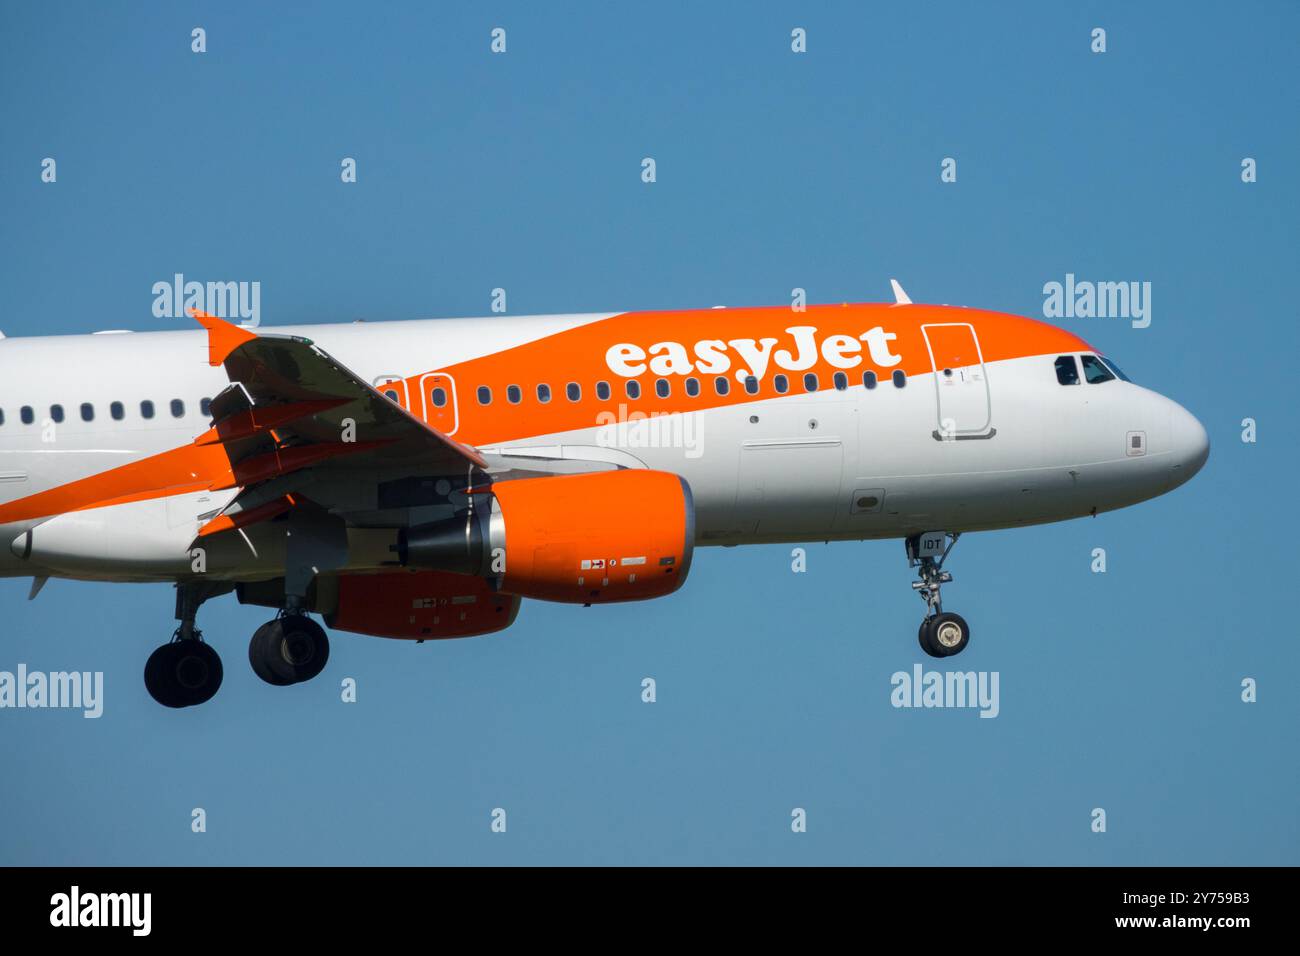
1054 355 1080 385
1081 354 1116 384
1099 356 1131 382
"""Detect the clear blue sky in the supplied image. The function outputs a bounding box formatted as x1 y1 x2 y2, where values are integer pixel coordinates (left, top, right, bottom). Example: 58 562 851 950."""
1 0 1296 865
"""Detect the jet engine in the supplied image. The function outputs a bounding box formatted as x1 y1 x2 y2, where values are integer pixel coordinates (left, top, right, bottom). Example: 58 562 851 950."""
398 469 695 604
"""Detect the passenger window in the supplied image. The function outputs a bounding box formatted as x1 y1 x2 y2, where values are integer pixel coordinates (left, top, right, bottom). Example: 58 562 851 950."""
382 388 400 404
715 376 730 396
744 376 759 395
804 373 819 392
596 381 610 401
80 403 94 422
625 380 640 400
21 406 34 425
891 370 907 388
110 401 124 421
566 382 581 402
431 387 448 407
685 377 700 397
171 399 185 417
1054 355 1081 386
507 385 522 404
655 379 670 398
536 384 551 404
1081 355 1116 384
140 401 154 419
833 371 848 391
863 371 877 390
50 404 65 423
200 398 212 416
0 409 4 426
773 374 789 394
476 386 492 405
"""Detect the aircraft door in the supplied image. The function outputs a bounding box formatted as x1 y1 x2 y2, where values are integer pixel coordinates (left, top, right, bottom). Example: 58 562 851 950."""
419 372 460 435
921 323 994 439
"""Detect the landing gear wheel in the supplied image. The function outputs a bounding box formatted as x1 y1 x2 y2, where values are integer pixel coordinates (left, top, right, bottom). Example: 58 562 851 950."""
918 618 939 657
269 616 329 683
921 611 970 657
144 638 224 707
249 616 330 685
248 622 292 686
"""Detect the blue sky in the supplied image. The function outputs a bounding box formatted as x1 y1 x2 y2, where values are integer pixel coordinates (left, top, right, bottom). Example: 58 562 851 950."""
1 0 1296 865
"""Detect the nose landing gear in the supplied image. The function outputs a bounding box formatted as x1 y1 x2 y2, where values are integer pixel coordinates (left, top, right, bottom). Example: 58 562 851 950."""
908 532 971 658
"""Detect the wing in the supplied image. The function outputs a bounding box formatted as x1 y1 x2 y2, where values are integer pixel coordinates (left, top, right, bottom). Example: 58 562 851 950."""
190 309 486 536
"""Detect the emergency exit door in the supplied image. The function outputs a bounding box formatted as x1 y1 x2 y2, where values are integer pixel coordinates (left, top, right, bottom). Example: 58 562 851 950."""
419 372 460 435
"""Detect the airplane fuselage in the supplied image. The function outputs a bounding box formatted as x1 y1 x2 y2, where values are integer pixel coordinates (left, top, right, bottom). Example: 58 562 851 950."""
0 302 1208 582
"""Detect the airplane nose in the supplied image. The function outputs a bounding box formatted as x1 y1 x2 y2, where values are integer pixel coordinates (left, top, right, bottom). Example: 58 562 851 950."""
1168 403 1209 487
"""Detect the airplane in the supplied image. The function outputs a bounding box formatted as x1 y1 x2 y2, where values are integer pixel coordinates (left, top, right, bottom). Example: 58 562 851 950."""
0 281 1209 707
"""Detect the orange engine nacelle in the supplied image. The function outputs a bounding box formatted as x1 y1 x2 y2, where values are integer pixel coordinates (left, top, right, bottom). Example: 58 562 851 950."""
399 470 696 605
325 569 521 640
495 469 695 604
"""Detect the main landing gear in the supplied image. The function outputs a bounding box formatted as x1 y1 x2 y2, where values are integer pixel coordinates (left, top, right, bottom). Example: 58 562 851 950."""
907 531 971 658
248 612 330 687
144 583 230 708
143 583 331 707
144 631 223 708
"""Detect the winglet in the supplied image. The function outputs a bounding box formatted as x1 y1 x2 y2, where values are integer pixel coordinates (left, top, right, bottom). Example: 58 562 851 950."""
889 279 912 306
190 308 258 366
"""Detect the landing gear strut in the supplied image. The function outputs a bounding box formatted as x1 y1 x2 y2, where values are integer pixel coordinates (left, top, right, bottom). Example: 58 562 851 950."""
248 612 330 687
907 532 971 658
143 583 230 708
245 504 339 688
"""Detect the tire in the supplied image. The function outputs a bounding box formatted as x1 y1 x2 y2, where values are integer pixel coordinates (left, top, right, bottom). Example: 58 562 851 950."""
145 640 223 707
145 642 186 708
928 611 970 657
249 621 292 686
265 616 330 685
918 618 946 659
173 640 223 706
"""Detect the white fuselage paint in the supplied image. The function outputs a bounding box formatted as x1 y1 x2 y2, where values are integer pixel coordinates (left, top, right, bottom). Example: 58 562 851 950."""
0 313 1209 582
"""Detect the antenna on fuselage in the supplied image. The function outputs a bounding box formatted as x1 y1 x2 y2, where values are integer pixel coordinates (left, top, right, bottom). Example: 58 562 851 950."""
889 279 912 305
